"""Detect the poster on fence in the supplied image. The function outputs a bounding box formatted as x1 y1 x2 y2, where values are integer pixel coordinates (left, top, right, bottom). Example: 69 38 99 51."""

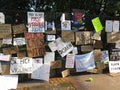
27 12 44 32
25 33 45 57
75 51 95 72
0 24 12 38
2 38 12 45
50 60 62 69
61 20 71 30
105 20 113 32
13 37 26 46
31 64 50 81
12 24 26 34
10 57 33 74
0 53 11 61
109 61 120 73
100 50 109 63
44 52 55 64
65 54 75 68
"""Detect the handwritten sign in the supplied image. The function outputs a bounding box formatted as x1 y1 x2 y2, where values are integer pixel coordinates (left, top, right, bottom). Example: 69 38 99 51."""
0 24 12 38
92 17 103 32
113 20 119 32
0 53 11 61
109 61 120 73
0 12 5 23
10 57 33 74
2 38 12 45
13 37 26 46
27 12 44 32
75 31 93 45
46 35 56 41
50 60 62 69
44 52 55 64
12 24 26 34
25 33 45 57
75 51 95 72
100 50 109 63
65 54 75 68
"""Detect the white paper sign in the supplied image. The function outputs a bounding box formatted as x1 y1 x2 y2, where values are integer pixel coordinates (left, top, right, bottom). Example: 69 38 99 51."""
105 20 113 32
57 42 74 57
61 20 71 30
65 54 75 68
113 20 119 32
109 61 120 73
0 75 18 90
72 47 78 55
75 51 95 72
13 37 26 45
0 53 11 61
10 57 33 74
31 64 50 81
0 12 5 23
2 38 12 45
100 50 109 63
44 52 55 64
46 35 56 41
0 62 2 73
27 12 44 32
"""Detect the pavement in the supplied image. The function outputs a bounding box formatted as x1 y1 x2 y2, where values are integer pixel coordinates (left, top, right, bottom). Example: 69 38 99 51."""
16 73 120 90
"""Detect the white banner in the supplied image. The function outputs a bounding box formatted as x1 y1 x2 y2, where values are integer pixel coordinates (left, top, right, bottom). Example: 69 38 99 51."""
65 54 75 68
13 37 26 45
109 61 120 73
75 51 95 72
10 57 33 74
27 12 44 32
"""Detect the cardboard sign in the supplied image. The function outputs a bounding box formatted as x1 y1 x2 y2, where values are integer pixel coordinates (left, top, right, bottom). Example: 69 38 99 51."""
25 33 45 57
27 12 44 32
91 32 101 40
81 45 93 52
50 60 62 69
2 38 12 45
92 17 103 32
13 37 26 46
10 57 33 74
75 31 93 45
62 69 70 78
62 30 75 42
65 54 75 68
110 49 120 61
107 32 120 43
0 24 12 38
12 24 26 34
0 12 5 23
3 46 18 55
75 51 95 72
109 61 120 73
93 40 103 49
61 20 71 30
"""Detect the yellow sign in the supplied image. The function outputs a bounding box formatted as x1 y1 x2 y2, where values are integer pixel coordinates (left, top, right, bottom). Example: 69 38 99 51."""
92 17 103 32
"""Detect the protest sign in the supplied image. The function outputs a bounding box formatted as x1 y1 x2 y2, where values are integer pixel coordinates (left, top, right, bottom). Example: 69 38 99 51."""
0 75 18 90
92 17 103 32
100 50 109 63
25 33 45 57
93 40 103 49
46 35 56 41
0 24 12 38
107 32 120 43
44 52 55 64
110 49 120 61
61 20 71 30
75 31 93 45
81 45 93 52
2 38 12 45
72 47 78 55
109 61 120 73
45 21 55 30
12 24 26 34
13 37 26 46
75 51 95 72
105 20 113 32
50 60 62 69
0 53 11 61
27 12 44 32
91 31 101 40
113 20 119 32
65 54 75 68
61 30 75 42
10 57 33 74
0 12 5 23
31 64 50 81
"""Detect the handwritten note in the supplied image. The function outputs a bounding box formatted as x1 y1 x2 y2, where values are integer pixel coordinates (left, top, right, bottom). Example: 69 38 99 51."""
105 20 113 32
13 37 26 46
109 61 120 73
2 38 12 45
92 17 103 32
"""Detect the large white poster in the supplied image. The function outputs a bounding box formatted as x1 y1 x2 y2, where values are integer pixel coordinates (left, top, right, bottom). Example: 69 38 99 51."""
10 57 33 74
27 12 44 32
109 61 120 73
75 51 95 72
